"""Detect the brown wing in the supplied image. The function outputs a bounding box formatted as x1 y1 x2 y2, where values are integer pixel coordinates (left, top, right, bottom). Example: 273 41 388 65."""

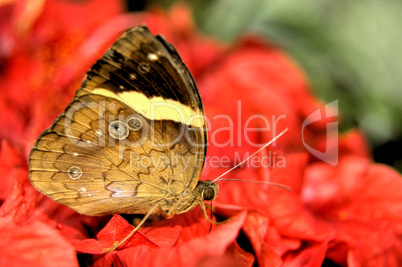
29 26 206 216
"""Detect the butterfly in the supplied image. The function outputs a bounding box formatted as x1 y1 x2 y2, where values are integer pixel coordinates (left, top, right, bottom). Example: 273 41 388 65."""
28 25 219 252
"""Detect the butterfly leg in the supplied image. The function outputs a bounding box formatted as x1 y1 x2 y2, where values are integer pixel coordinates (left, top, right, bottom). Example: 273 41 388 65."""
103 204 159 253
199 201 232 225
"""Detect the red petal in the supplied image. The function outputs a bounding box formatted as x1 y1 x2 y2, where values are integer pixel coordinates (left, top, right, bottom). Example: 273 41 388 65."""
94 211 247 266
0 181 38 224
281 240 329 267
172 208 215 243
0 220 78 267
1 179 99 241
264 225 301 257
34 0 123 40
0 140 28 201
333 221 402 266
71 214 158 254
140 221 182 248
212 152 310 219
268 155 336 240
303 156 402 265
269 192 333 240
303 156 402 223
199 38 319 161
225 242 255 267
339 130 370 158
242 211 321 267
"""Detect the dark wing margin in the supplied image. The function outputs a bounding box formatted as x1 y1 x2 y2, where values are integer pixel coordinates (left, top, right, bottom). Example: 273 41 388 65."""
78 25 204 114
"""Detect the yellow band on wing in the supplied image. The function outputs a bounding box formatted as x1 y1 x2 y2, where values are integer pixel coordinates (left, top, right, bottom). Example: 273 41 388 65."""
92 88 205 128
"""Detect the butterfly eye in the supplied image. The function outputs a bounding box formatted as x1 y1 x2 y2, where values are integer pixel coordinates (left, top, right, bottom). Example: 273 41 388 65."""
202 187 215 201
108 120 129 140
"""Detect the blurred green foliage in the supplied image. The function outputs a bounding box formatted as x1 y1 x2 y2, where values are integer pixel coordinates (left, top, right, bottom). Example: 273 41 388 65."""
144 0 402 169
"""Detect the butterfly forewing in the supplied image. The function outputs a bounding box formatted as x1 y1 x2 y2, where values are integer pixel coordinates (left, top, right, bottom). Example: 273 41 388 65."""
29 26 207 216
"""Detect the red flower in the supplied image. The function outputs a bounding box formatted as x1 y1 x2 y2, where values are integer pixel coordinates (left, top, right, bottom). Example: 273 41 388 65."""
0 220 78 267
0 1 401 266
302 156 402 265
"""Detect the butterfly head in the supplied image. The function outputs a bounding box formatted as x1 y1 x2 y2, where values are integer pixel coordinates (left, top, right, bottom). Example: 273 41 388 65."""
197 180 219 202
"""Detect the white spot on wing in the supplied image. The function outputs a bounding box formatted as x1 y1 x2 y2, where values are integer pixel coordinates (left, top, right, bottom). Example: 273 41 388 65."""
127 116 142 131
107 185 136 198
67 166 82 180
147 53 159 61
95 129 103 137
108 120 129 140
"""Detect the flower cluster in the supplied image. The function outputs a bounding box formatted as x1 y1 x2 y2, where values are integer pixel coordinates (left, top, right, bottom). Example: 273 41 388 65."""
0 1 401 266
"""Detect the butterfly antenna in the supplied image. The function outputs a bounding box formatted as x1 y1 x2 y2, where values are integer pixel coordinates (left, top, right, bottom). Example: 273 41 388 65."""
212 128 288 184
